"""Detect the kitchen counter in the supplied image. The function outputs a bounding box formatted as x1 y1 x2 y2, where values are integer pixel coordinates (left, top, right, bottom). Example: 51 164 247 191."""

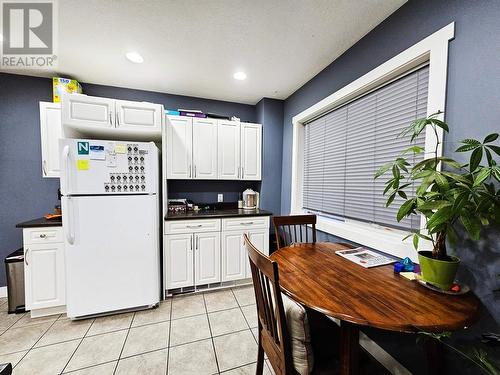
16 217 62 228
165 208 272 221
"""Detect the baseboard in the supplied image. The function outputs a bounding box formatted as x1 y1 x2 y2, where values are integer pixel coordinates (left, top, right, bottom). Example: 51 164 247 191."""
0 286 7 298
328 317 412 375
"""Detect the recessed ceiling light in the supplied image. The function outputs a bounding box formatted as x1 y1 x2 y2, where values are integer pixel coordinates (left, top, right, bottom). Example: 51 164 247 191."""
233 71 247 80
126 52 144 64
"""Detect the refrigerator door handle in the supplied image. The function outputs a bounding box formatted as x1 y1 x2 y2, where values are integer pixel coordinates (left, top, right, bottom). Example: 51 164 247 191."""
61 145 70 195
66 197 75 245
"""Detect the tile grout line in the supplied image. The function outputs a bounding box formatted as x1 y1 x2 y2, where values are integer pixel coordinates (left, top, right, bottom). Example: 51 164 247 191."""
202 293 221 375
60 317 96 374
112 312 136 375
166 298 173 375
12 315 61 371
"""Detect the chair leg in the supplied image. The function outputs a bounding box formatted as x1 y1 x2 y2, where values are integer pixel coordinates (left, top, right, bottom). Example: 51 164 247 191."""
256 332 265 375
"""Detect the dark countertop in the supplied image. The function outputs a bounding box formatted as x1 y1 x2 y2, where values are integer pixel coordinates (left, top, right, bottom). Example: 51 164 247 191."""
16 217 62 228
165 208 272 221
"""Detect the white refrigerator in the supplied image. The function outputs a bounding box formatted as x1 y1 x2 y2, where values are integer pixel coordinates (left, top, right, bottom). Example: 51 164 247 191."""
59 138 160 318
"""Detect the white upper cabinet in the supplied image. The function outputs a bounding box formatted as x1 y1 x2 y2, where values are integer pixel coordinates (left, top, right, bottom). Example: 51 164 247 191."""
192 118 218 179
240 123 262 180
115 100 162 132
39 102 63 178
62 94 115 128
217 121 241 179
165 116 262 181
166 116 193 179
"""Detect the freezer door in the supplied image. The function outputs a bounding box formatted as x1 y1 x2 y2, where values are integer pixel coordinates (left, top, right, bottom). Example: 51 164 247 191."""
62 195 160 318
59 138 158 196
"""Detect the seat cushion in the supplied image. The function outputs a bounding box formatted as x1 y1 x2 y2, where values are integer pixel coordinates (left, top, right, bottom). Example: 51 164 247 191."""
282 293 314 374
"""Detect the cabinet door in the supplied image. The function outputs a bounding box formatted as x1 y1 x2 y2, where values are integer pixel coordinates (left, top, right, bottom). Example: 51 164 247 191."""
192 118 218 179
194 232 221 285
217 120 240 179
24 243 65 310
166 116 193 179
61 94 115 128
245 230 269 278
39 102 62 178
221 231 246 282
115 100 162 132
165 234 194 289
240 123 262 180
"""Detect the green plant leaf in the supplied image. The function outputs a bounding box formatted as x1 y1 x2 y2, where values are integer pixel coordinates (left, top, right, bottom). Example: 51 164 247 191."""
398 190 408 199
413 233 419 250
427 206 453 229
430 118 449 132
456 144 479 152
485 148 493 167
473 168 491 187
386 192 396 207
483 133 499 143
460 215 481 240
434 173 450 190
488 145 500 156
461 138 481 145
374 162 392 178
397 199 415 221
401 145 424 155
392 165 400 179
469 147 483 172
418 200 452 211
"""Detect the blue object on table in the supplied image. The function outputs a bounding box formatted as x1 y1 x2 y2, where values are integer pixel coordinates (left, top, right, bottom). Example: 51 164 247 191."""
394 257 414 273
165 109 180 116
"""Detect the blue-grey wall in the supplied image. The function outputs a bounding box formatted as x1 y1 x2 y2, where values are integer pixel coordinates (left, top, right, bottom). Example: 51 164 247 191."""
257 98 284 219
280 0 500 373
0 73 279 287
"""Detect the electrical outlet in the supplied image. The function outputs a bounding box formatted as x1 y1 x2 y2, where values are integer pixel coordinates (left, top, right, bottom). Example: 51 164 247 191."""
217 194 223 202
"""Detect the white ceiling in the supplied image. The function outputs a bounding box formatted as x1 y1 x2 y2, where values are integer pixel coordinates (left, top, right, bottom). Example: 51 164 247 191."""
4 0 406 104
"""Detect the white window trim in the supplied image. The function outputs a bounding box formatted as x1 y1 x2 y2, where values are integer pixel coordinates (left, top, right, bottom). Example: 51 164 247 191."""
290 23 455 262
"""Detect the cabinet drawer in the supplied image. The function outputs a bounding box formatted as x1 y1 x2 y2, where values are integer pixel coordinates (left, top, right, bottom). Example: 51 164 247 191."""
165 219 221 234
222 216 269 231
23 227 63 245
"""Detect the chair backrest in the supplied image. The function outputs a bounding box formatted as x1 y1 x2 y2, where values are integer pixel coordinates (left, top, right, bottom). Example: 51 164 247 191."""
272 215 317 250
244 234 294 375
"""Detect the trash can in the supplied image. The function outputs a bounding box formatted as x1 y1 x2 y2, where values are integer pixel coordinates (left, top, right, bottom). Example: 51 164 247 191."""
5 249 25 314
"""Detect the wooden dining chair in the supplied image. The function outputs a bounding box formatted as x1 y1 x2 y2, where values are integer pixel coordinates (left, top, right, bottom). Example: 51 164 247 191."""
244 233 296 375
272 215 317 250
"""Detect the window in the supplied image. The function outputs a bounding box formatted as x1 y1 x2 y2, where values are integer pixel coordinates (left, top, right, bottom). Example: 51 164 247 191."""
303 66 429 231
290 23 454 259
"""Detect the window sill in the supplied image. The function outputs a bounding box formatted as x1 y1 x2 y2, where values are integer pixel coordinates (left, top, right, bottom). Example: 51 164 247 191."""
310 214 431 262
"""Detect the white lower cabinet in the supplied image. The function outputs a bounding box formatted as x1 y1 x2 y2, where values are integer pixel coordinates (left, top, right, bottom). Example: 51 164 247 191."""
165 234 194 289
221 229 269 281
164 216 269 292
23 227 66 317
195 232 221 285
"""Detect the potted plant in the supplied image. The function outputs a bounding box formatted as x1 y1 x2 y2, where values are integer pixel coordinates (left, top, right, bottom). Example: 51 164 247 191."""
375 111 500 290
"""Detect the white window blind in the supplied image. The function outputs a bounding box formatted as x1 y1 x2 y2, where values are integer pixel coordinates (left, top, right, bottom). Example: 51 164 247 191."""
303 65 429 231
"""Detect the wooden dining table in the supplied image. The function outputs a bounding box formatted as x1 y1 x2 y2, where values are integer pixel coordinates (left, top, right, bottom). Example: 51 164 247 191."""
269 242 480 375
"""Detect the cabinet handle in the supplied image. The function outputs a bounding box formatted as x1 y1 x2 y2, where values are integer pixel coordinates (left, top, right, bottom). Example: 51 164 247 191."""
116 111 120 126
42 160 47 176
39 233 47 238
188 165 192 178
25 248 29 266
241 167 244 179
109 112 113 126
237 166 240 179
240 222 254 225
196 235 199 250
194 165 197 178
187 224 202 228
190 236 193 251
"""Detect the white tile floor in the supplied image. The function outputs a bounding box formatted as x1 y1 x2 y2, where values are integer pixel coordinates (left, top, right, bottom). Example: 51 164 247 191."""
0 286 275 374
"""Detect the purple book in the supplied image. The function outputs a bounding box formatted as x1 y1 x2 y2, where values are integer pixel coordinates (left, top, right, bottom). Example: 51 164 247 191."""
179 111 207 118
